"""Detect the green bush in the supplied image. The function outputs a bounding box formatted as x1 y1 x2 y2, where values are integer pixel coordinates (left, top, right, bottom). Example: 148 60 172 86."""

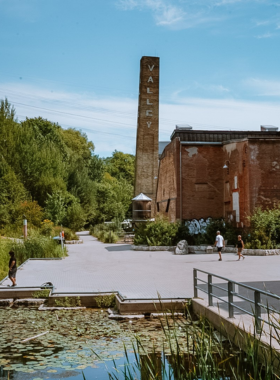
245 206 280 249
40 219 55 236
0 238 10 280
91 222 121 243
134 217 179 246
0 231 66 281
54 296 81 307
103 231 119 243
95 294 116 308
32 289 50 298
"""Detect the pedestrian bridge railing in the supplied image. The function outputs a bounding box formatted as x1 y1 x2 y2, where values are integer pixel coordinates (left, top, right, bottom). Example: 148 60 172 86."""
193 268 280 334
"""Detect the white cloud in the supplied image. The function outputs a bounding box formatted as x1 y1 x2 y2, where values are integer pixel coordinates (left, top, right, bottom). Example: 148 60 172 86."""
244 78 280 96
116 0 223 29
214 0 242 6
1 82 280 156
256 32 274 38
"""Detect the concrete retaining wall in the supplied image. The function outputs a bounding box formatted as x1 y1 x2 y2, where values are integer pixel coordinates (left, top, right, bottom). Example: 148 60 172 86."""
132 245 280 256
132 245 175 251
243 248 280 256
132 245 237 253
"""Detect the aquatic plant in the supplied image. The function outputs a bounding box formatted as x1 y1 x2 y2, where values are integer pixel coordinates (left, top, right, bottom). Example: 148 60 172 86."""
106 307 280 380
32 289 50 299
54 296 81 307
95 294 116 308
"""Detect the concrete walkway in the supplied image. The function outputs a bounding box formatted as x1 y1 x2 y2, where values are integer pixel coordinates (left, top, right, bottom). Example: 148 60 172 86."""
1 232 280 301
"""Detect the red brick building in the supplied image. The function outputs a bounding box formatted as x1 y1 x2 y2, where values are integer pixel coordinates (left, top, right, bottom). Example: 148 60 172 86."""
156 127 280 228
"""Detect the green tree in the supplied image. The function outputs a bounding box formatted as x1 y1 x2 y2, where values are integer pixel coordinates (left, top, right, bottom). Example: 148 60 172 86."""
45 191 66 226
94 174 133 223
0 169 27 226
64 201 86 231
104 150 135 186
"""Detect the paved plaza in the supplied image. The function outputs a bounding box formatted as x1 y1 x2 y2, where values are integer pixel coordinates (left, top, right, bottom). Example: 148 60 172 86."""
1 232 280 301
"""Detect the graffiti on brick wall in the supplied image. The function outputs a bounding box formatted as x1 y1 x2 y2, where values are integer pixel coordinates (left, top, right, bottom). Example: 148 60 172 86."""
185 218 212 235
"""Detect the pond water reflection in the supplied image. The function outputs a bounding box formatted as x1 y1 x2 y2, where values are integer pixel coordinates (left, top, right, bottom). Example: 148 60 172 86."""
0 308 186 379
1 308 276 380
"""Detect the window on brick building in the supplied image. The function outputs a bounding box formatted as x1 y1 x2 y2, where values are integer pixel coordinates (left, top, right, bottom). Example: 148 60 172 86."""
166 199 170 213
157 202 159 212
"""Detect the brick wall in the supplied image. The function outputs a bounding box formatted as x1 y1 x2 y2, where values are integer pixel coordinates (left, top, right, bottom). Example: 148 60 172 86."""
156 135 280 226
249 140 280 211
156 138 179 222
181 144 224 220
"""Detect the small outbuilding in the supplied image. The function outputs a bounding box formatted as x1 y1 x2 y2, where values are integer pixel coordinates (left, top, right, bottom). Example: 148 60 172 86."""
132 193 152 221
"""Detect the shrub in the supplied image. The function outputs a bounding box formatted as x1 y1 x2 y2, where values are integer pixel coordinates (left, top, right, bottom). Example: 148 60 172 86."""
134 217 179 246
32 289 50 298
91 222 121 243
52 226 79 240
0 238 10 280
41 219 54 236
11 230 66 263
15 200 44 228
63 202 86 232
95 294 116 308
54 297 81 307
0 231 66 281
103 231 119 243
245 206 280 249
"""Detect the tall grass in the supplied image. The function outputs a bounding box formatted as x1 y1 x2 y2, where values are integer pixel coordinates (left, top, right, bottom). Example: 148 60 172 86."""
0 230 66 281
106 307 280 380
90 222 120 243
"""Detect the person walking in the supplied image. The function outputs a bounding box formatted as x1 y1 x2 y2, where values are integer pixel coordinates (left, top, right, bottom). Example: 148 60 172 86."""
8 251 17 286
214 231 225 261
236 235 245 260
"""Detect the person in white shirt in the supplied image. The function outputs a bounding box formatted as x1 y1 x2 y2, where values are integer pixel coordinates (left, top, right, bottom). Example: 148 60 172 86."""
214 231 225 261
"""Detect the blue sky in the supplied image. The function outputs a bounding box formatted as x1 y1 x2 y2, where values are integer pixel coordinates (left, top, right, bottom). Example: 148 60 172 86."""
0 0 280 157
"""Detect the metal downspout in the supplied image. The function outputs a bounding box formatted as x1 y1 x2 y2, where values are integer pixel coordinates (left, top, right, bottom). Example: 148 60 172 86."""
180 142 182 223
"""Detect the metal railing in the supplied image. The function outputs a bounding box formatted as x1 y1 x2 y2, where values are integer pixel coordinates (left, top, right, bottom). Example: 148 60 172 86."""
193 268 280 334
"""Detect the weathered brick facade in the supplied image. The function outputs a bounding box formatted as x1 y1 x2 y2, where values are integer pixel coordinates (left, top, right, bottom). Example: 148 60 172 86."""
156 129 280 227
134 56 159 215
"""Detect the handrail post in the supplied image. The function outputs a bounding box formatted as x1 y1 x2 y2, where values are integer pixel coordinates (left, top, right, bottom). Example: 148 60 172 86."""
208 274 213 306
254 291 261 334
193 269 198 298
228 281 234 318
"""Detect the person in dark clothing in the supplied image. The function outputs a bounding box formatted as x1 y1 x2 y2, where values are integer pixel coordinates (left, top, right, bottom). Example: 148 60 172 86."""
8 251 17 286
236 235 245 261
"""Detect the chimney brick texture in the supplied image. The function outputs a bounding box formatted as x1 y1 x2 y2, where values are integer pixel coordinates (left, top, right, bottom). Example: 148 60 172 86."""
134 56 159 215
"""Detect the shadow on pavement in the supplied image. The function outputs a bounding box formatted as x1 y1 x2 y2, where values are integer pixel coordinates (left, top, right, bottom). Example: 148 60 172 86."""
105 245 132 252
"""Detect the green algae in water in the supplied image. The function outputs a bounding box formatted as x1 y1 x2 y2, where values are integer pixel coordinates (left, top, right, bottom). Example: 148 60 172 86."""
0 307 192 376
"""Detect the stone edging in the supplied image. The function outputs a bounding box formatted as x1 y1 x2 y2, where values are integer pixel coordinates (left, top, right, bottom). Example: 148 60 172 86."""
132 245 175 251
243 249 280 256
132 244 280 256
65 240 83 244
132 245 237 253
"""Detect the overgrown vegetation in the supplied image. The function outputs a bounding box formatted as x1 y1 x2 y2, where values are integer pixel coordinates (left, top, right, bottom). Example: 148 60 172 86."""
245 206 280 249
32 289 50 298
134 217 179 246
107 308 280 380
91 221 122 243
0 231 66 281
95 294 116 308
54 296 81 307
0 98 134 234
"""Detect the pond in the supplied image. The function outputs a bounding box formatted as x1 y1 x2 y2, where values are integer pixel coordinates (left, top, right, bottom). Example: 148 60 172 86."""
0 308 191 380
0 308 278 380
